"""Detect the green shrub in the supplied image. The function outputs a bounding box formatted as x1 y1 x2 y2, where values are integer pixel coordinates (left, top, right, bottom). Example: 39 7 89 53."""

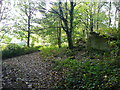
53 58 119 89
2 44 39 59
2 43 23 59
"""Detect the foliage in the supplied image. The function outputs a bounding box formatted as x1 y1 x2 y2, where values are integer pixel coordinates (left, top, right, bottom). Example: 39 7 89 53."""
23 46 40 54
2 43 23 59
1 35 12 44
40 46 67 59
40 45 80 62
109 39 120 56
1 0 120 89
2 43 39 59
53 58 120 89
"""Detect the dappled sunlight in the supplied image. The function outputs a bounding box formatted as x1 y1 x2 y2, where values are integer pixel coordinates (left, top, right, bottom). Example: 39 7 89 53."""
1 0 120 89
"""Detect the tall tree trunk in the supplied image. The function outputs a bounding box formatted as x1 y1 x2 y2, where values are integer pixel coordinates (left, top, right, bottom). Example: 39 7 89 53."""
68 1 74 49
96 18 99 30
57 20 62 48
90 14 93 32
117 10 120 45
114 8 117 27
96 6 100 30
58 0 75 49
66 31 73 49
118 10 120 31
90 2 93 32
58 28 61 48
27 16 30 47
109 1 111 28
27 2 31 47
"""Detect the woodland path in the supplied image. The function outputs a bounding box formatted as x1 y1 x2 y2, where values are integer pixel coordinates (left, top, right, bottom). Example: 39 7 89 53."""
2 52 60 89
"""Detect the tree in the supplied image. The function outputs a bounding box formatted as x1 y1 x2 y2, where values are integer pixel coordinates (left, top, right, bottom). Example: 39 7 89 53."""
36 11 63 47
0 0 11 42
96 2 107 30
47 0 76 49
108 0 111 28
37 0 118 49
0 0 10 22
113 1 120 34
57 19 62 48
74 1 108 38
14 0 42 47
17 0 33 47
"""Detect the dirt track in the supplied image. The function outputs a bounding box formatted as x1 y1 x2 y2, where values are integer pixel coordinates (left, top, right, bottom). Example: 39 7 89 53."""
2 52 59 89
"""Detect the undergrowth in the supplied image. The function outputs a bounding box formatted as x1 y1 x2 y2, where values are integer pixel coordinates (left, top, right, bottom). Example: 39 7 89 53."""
40 46 120 89
40 46 78 61
2 43 40 59
53 58 120 89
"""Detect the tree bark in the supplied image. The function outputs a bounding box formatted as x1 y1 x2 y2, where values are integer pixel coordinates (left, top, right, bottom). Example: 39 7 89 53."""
27 2 32 47
58 0 75 49
68 1 74 49
114 8 117 27
96 7 100 30
118 10 120 31
90 14 93 32
27 15 31 47
90 2 93 32
66 31 73 49
109 1 111 28
57 20 62 48
58 27 61 48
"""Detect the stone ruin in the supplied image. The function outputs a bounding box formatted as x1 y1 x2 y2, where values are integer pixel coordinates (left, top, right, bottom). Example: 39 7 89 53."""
87 32 110 51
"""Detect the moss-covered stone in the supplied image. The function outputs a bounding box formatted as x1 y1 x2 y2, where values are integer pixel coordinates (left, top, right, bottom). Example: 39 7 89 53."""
87 32 110 51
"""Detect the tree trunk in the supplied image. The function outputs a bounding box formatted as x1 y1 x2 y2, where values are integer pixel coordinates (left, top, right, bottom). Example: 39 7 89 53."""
118 10 120 31
58 0 75 49
58 28 61 48
109 1 111 28
57 20 62 48
27 2 31 47
66 31 73 49
90 14 93 32
68 1 74 49
114 8 117 27
96 19 99 30
27 16 30 47
96 8 100 30
90 2 93 32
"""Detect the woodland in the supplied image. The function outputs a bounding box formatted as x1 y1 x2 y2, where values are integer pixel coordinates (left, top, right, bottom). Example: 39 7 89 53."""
0 0 120 89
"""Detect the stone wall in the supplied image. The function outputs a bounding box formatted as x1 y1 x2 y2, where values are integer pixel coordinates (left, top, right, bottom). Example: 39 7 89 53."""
87 32 110 51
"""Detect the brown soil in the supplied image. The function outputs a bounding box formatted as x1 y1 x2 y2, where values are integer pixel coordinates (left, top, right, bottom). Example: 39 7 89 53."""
2 52 61 89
